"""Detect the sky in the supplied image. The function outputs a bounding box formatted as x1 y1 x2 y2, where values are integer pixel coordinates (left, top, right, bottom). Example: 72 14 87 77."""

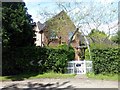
24 0 119 35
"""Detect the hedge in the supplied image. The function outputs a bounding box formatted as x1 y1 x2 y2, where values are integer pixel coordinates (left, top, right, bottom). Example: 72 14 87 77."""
2 45 75 75
92 48 120 74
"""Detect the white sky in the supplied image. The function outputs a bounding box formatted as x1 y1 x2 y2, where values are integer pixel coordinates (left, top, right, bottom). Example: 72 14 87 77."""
97 0 116 3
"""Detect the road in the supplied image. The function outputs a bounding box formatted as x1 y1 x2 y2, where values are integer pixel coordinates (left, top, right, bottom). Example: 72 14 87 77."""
1 75 119 90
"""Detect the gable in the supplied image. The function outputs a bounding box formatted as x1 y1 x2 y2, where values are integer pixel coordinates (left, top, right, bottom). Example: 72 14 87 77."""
45 10 76 34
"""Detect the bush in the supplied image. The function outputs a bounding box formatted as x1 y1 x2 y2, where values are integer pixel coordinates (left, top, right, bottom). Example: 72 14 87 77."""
57 44 75 61
2 47 48 75
2 45 75 75
91 48 119 74
45 48 68 73
44 44 75 73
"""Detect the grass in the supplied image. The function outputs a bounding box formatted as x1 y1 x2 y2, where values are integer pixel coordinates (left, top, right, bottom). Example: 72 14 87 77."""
0 72 76 81
86 72 119 81
30 72 75 79
1 72 119 81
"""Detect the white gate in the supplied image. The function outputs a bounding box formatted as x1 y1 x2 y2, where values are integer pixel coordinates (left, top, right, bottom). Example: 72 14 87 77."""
67 60 92 74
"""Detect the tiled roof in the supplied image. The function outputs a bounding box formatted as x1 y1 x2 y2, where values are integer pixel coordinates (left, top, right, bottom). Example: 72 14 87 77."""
37 21 46 32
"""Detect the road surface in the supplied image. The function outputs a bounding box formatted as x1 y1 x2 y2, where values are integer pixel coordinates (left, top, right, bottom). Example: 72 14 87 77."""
1 75 119 90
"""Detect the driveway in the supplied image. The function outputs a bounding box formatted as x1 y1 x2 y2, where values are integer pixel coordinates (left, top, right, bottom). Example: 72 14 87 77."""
1 75 119 90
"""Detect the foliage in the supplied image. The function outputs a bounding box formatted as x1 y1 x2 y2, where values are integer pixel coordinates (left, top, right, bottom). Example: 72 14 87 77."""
90 42 118 49
57 44 75 61
2 2 35 48
88 29 107 38
85 44 117 61
45 44 75 73
2 47 47 75
44 48 68 73
110 30 120 45
88 29 117 48
85 29 118 60
85 49 90 60
2 46 75 75
91 48 119 74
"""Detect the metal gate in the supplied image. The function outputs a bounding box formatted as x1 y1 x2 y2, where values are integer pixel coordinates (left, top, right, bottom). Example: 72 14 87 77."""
67 60 92 74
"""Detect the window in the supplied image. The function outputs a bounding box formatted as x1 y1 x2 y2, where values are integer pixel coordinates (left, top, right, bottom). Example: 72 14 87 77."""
68 32 75 40
49 30 58 39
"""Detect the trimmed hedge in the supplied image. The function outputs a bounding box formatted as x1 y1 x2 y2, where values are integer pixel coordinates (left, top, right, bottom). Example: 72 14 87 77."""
92 48 120 74
2 45 75 75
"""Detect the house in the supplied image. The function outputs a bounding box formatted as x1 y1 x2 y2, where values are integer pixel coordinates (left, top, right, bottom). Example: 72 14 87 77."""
33 21 46 46
33 10 87 60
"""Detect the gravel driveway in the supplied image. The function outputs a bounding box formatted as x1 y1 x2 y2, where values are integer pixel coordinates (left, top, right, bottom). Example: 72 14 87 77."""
1 75 119 90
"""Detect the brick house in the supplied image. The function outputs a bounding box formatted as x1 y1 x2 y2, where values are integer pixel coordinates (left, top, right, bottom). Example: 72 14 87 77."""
33 10 86 60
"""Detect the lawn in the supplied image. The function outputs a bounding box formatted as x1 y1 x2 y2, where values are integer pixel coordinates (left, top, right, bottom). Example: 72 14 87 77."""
0 72 76 81
1 72 119 81
86 73 119 81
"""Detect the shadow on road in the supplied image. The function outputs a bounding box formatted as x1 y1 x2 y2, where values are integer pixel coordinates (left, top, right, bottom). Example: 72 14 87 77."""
1 80 119 90
2 81 76 90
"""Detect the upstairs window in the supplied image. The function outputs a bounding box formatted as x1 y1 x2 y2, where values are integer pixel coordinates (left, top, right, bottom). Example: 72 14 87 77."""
49 30 58 39
68 32 75 41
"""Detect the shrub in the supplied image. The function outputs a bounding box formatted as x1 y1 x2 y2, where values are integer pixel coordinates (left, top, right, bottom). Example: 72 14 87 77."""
91 48 119 74
2 45 75 75
2 47 48 75
44 44 75 73
57 44 75 61
45 48 68 73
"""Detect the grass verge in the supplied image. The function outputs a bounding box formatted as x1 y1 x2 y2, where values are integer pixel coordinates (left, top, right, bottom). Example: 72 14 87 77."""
1 72 76 81
86 73 119 81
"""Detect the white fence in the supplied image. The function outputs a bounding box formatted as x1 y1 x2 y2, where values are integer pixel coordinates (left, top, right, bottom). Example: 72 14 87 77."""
67 60 92 74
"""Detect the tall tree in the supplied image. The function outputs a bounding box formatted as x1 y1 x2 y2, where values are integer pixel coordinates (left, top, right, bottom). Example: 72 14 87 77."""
57 2 117 34
37 2 118 47
39 2 117 36
2 2 35 48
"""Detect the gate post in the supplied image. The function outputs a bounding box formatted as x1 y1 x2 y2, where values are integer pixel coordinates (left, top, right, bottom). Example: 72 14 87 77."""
84 60 86 74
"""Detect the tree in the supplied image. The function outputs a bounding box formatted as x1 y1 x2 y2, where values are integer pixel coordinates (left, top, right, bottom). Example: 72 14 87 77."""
87 29 118 49
89 29 106 38
2 2 35 48
47 2 117 38
111 30 120 45
37 2 117 47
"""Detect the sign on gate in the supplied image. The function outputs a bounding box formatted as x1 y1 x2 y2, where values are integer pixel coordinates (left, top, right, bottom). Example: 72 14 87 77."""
67 60 92 74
